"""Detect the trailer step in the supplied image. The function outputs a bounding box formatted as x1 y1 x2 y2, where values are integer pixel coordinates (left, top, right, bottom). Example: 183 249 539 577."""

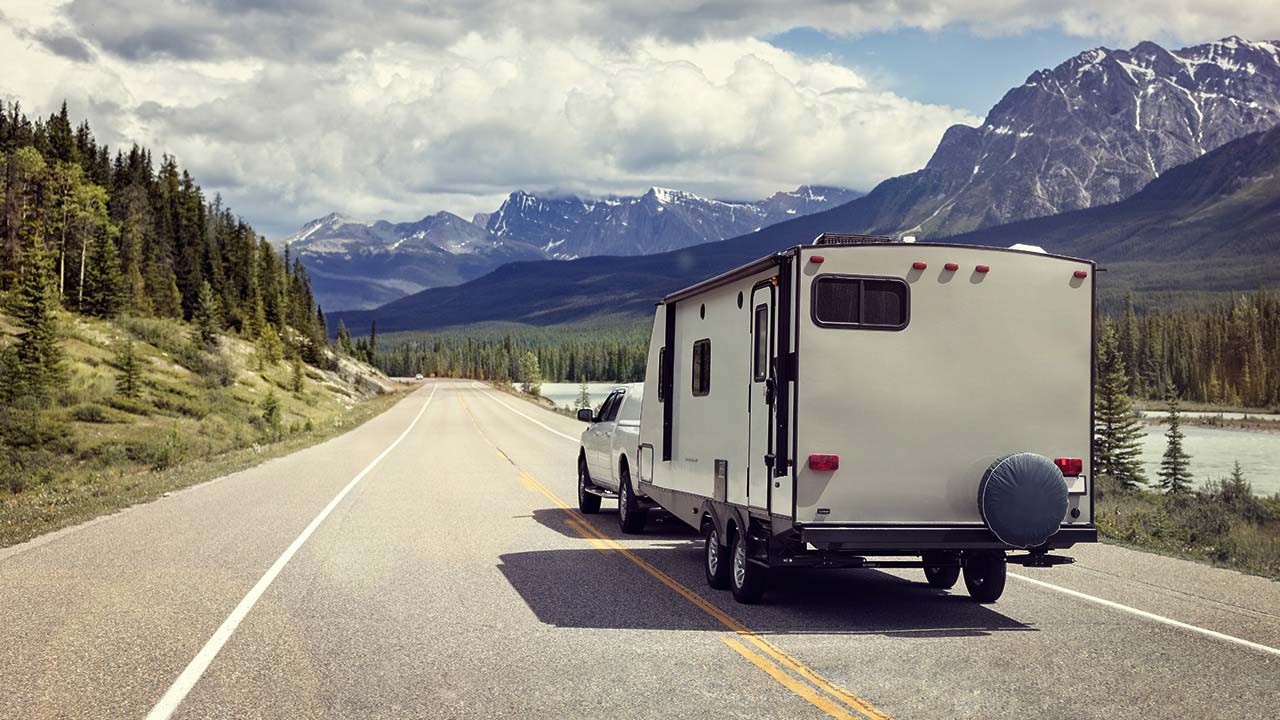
1006 552 1075 568
582 485 618 499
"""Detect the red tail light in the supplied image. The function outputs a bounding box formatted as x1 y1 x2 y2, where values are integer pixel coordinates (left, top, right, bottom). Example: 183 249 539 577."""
1073 270 1088 279
912 261 927 270
811 255 825 264
808 454 840 471
944 262 959 271
1054 458 1083 476
975 264 990 273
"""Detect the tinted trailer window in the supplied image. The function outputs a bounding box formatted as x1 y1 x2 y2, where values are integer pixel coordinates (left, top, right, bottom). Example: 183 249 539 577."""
812 276 909 329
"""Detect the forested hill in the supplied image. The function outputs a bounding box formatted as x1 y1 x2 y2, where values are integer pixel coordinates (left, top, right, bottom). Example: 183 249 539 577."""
0 100 329 384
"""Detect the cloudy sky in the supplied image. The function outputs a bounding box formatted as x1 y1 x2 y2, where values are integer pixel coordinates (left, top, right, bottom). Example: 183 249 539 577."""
0 1 1268 238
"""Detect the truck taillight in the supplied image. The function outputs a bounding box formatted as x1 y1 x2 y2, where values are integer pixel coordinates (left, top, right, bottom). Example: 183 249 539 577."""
1054 458 1083 476
808 454 839 471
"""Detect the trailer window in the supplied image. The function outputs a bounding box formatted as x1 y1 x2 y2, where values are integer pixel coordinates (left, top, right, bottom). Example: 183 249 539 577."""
812 276 909 329
753 305 769 381
692 339 711 396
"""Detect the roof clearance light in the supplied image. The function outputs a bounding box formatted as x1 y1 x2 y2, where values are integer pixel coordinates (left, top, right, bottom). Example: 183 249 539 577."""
975 264 990 273
1074 270 1088 279
1054 458 1083 477
808 454 840 471
811 255 825 264
912 261 928 270
944 262 959 271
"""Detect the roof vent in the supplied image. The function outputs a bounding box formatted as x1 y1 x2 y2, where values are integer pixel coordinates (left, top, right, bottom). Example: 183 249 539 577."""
811 233 895 247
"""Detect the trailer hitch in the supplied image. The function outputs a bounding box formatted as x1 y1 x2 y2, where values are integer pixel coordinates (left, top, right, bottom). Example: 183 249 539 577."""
1005 551 1075 568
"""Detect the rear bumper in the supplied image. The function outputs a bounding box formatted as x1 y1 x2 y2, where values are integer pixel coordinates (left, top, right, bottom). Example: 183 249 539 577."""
797 524 1097 552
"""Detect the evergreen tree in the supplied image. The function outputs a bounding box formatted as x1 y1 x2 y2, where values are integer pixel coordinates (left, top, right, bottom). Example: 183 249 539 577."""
260 390 282 439
9 234 64 403
255 325 284 369
82 234 124 317
575 375 591 410
191 279 221 348
336 319 353 355
368 320 377 363
114 340 141 399
517 351 541 396
1157 392 1193 494
291 356 305 394
1094 321 1146 488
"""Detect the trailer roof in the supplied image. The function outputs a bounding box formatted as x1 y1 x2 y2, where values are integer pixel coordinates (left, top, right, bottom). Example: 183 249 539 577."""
660 242 1095 304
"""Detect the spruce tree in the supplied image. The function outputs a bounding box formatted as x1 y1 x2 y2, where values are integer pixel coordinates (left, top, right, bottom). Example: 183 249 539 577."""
336 320 353 355
575 375 591 410
114 341 141 399
291 356 305 394
82 234 124 318
10 235 64 403
1157 392 1192 494
191 279 221 348
517 351 541 396
1094 321 1146 488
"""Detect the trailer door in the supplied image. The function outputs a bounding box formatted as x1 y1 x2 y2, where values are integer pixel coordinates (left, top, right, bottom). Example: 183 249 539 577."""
747 284 774 511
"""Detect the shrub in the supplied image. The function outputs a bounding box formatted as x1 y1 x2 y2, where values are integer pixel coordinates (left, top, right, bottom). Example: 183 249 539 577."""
105 395 150 416
71 403 110 423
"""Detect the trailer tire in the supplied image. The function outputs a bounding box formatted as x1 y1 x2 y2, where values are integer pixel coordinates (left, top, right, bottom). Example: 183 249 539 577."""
922 552 960 589
577 457 601 514
704 525 731 590
729 532 767 604
618 468 647 534
963 551 1007 603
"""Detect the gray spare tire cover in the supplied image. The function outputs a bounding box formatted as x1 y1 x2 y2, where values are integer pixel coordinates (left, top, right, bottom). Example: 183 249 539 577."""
977 453 1069 548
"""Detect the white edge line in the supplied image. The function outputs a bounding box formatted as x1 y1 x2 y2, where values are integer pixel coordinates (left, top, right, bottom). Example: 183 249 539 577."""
471 382 578 443
144 384 439 720
1008 572 1280 658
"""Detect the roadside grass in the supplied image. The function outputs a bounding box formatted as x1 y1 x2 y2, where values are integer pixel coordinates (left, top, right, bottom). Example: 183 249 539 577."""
1095 474 1280 579
0 312 406 549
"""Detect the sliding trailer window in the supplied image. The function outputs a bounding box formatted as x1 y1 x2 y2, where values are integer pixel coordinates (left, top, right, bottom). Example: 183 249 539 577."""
752 305 769 381
811 275 909 330
691 339 711 396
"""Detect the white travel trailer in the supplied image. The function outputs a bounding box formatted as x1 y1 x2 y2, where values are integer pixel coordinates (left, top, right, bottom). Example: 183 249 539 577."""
634 234 1097 604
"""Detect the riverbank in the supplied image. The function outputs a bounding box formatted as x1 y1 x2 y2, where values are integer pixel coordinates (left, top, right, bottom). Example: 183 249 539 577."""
1096 474 1280 579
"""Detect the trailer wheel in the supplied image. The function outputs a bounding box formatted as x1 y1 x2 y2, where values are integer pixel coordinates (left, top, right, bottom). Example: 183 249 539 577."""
577 457 601 514
729 532 766 604
922 552 960 589
704 525 730 590
618 468 647 534
963 551 1007 603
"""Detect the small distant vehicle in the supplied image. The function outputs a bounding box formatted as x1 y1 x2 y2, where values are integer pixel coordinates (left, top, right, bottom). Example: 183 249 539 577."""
576 384 654 532
629 234 1097 604
415 373 424 380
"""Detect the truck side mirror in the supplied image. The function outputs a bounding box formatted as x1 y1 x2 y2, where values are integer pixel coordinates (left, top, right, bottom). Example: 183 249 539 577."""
577 408 595 423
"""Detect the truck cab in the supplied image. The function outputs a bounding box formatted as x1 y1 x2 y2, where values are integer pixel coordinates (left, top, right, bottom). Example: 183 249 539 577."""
576 384 652 532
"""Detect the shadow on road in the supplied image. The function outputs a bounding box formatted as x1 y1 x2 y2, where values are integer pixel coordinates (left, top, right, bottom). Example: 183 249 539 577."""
499 507 1034 639
524 507 698 540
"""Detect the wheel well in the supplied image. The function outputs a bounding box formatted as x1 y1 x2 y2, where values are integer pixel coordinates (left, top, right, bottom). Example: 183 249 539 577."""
725 517 740 547
619 454 629 476
700 513 715 535
578 447 586 463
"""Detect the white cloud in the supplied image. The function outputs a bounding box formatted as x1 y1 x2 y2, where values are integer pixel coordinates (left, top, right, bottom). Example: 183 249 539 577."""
2 1 1269 236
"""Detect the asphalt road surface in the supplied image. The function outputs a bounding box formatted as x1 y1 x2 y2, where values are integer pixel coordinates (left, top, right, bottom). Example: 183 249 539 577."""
2 380 1277 719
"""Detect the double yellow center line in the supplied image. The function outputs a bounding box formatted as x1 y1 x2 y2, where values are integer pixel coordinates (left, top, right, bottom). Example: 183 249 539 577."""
459 395 890 720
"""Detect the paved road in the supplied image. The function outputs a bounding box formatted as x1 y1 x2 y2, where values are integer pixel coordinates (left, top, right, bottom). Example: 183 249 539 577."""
2 380 1277 719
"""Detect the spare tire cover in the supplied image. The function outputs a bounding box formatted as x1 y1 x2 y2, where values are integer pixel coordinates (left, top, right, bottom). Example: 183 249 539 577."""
977 453 1069 548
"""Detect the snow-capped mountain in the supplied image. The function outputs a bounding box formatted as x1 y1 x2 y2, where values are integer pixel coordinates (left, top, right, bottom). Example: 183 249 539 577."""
287 211 547 311
483 185 862 258
818 36 1280 238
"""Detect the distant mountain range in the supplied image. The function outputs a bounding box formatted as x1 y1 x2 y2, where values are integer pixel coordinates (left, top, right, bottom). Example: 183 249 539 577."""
482 185 862 258
290 185 860 310
329 37 1280 334
329 119 1280 335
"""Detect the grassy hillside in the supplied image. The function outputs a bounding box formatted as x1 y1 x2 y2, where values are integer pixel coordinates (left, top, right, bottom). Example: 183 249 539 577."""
0 310 402 547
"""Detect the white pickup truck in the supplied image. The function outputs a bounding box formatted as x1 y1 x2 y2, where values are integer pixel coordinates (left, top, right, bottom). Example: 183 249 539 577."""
576 384 653 533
